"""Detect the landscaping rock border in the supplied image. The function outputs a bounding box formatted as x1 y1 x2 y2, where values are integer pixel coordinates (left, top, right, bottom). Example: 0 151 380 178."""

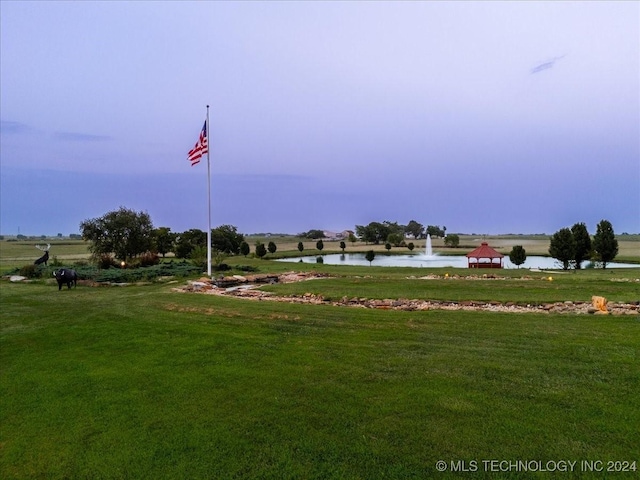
173 271 639 316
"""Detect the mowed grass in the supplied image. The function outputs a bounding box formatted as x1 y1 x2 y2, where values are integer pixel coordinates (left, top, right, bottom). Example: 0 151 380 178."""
263 267 640 304
1 274 639 479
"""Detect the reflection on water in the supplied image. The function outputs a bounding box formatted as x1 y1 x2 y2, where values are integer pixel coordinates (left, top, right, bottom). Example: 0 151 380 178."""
277 254 639 269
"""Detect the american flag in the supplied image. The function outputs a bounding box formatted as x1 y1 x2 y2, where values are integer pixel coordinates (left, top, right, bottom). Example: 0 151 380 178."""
187 121 208 166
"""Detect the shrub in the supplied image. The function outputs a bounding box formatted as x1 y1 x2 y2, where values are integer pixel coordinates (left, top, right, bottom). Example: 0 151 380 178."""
189 246 207 269
256 243 267 259
509 245 527 268
136 252 160 268
235 265 258 273
365 250 375 265
19 264 38 278
444 234 460 248
97 254 118 269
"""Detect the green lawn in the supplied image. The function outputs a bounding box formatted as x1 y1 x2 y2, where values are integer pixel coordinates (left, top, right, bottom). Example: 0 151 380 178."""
262 267 640 304
1 272 639 479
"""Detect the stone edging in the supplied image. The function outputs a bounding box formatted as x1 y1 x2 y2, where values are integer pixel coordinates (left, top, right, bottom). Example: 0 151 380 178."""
173 272 639 316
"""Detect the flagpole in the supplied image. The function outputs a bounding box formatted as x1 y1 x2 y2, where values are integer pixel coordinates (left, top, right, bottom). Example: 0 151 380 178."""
206 105 212 277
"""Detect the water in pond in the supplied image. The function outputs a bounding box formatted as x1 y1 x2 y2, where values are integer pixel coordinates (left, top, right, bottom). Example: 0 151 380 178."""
277 253 639 269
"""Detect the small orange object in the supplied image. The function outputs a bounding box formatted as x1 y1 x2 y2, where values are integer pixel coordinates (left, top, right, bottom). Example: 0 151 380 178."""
591 296 608 314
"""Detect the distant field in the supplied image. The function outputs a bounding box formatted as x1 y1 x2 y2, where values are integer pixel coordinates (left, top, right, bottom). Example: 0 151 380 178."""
246 234 640 262
0 240 90 270
1 235 639 272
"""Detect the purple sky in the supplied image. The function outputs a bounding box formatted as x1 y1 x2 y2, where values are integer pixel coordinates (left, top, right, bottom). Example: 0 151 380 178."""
1 1 638 236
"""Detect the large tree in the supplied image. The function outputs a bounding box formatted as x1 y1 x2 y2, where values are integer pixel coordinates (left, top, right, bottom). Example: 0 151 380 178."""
426 225 445 238
299 229 325 239
405 220 425 239
571 222 592 269
211 224 245 254
80 207 154 262
592 219 618 268
355 222 391 244
444 234 460 248
549 228 576 270
174 229 206 259
153 227 175 258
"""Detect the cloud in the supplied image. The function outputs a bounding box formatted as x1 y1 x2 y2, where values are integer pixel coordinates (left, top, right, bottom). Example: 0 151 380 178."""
0 120 34 134
530 55 566 74
53 131 113 142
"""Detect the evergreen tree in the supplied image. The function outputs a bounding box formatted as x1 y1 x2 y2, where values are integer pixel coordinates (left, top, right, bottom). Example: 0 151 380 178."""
267 241 277 254
240 241 250 257
365 250 375 265
571 222 592 269
593 219 618 268
509 245 527 268
297 241 304 253
255 242 267 259
549 228 576 270
316 239 324 252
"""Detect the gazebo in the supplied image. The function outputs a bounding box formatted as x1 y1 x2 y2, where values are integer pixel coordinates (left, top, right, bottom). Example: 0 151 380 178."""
466 242 504 269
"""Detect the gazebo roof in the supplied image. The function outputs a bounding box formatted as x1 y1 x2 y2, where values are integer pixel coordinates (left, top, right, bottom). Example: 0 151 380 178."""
466 242 504 259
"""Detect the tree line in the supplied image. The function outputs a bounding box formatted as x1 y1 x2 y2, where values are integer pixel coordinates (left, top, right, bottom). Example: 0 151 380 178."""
354 220 446 245
79 207 246 267
548 220 618 269
79 208 621 270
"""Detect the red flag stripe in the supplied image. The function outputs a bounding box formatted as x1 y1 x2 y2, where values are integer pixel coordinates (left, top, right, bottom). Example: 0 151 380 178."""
187 121 208 166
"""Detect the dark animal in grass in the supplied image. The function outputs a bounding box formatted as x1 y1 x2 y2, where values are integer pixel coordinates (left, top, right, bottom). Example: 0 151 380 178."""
34 244 51 266
53 269 77 290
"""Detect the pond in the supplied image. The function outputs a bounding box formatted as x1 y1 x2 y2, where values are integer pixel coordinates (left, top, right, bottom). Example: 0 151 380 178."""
277 253 640 270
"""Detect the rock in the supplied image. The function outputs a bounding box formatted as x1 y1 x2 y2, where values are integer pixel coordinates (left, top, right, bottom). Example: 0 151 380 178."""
591 295 608 313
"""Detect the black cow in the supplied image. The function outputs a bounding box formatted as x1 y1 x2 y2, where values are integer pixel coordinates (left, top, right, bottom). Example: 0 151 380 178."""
53 269 77 290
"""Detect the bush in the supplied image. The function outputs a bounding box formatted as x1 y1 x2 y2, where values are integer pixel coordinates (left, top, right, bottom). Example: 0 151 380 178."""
235 265 259 272
19 264 38 278
135 252 160 268
97 254 118 269
444 234 460 248
189 246 207 269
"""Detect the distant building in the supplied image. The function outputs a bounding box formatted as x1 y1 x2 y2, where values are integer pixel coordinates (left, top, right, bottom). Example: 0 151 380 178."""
323 230 354 240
